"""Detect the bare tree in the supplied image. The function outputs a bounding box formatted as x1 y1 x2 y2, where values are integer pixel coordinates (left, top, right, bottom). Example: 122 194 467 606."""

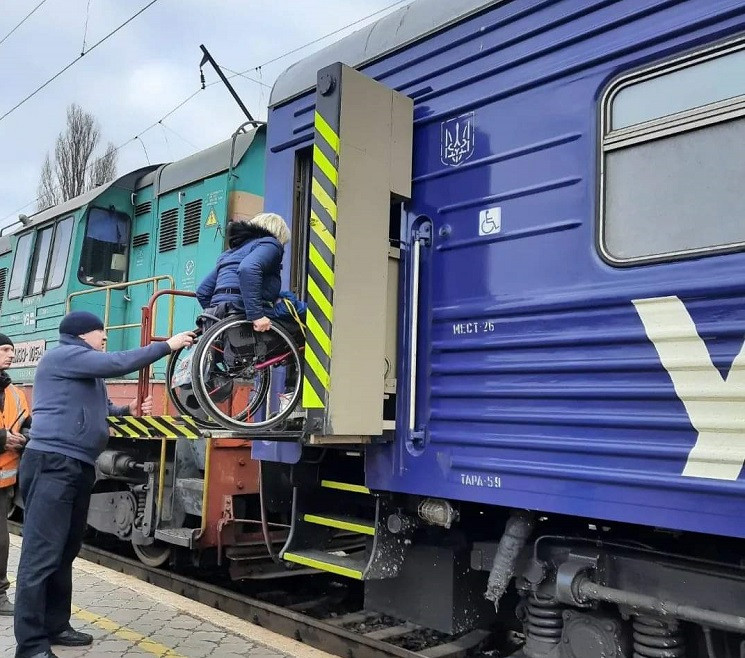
88 142 117 189
36 104 118 211
37 153 60 210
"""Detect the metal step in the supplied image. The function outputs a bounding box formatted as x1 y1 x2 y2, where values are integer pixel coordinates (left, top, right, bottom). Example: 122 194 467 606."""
320 480 370 495
283 549 368 579
154 527 194 547
303 513 375 536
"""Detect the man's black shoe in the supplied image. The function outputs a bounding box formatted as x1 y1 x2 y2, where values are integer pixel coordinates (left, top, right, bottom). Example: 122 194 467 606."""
28 651 59 658
49 628 93 646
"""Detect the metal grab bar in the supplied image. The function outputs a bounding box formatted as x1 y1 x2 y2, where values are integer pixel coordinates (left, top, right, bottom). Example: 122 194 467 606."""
409 239 422 434
66 275 176 352
136 288 200 542
136 288 197 413
408 222 431 440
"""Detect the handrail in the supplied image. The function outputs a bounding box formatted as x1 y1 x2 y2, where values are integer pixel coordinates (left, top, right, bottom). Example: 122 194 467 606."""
137 288 197 413
136 287 199 540
66 275 176 352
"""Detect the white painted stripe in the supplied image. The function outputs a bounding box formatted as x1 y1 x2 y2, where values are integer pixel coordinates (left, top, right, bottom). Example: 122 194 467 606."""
633 295 745 481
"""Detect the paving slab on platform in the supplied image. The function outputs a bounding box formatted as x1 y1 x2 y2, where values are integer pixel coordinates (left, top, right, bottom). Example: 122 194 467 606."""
0 536 333 658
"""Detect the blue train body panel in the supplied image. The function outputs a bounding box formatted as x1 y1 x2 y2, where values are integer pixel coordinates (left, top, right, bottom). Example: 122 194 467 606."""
264 0 745 539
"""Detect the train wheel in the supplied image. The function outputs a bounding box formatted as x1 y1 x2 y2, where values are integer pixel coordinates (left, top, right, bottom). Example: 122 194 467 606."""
132 541 171 568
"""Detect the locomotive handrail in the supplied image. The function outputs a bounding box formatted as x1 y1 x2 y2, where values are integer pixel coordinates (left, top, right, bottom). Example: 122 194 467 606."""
136 288 197 414
135 288 204 540
66 275 177 349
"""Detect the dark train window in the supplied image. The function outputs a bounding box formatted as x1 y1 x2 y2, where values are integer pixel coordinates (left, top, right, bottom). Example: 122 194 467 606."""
26 225 53 296
78 208 130 285
601 39 745 264
290 147 312 297
8 233 33 299
46 216 74 290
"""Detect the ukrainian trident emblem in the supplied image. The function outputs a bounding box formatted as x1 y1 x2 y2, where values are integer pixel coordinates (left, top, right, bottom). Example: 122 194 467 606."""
441 112 475 166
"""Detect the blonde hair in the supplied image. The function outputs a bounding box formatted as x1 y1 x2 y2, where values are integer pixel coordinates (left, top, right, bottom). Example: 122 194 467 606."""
234 212 291 245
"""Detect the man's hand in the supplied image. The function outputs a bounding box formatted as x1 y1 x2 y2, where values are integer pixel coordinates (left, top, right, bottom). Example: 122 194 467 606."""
253 317 272 332
129 395 153 416
5 431 26 452
166 331 196 352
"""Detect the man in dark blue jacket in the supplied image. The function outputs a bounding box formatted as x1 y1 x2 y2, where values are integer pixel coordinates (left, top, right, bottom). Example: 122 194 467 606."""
13 311 194 658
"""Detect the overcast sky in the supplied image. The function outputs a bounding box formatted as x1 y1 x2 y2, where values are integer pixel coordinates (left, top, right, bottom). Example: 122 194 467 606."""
0 0 405 229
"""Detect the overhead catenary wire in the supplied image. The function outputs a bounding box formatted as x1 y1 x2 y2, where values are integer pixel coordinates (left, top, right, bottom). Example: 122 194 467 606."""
81 0 94 55
126 0 410 143
241 0 409 73
0 0 163 124
0 0 49 48
159 121 199 150
135 136 151 165
0 0 407 226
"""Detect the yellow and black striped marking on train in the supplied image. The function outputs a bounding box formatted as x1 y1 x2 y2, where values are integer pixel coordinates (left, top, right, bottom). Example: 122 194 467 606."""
303 65 343 412
107 415 201 439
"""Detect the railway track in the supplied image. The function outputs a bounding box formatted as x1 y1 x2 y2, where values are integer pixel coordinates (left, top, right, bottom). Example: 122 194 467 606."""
8 522 502 658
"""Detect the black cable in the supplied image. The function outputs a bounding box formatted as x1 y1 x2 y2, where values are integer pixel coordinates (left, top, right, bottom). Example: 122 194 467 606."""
0 0 162 124
0 0 404 224
243 0 408 73
0 0 49 48
81 0 94 55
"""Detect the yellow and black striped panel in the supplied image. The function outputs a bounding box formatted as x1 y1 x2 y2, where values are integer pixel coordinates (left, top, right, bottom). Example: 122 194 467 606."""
107 415 201 439
303 65 342 410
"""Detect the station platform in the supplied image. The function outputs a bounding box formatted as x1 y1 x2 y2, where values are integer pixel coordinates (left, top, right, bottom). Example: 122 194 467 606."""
0 536 332 658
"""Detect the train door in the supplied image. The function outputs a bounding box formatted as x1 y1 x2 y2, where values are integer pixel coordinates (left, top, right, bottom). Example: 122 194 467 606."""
151 181 216 376
123 183 160 352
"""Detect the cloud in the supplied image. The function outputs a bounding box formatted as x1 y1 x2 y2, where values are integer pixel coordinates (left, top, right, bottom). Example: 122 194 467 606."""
0 0 403 225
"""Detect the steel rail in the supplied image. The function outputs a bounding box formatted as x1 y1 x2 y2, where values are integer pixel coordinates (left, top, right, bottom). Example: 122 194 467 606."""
7 522 429 658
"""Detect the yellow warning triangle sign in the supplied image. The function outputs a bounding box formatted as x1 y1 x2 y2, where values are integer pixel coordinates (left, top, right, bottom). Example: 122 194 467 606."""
205 208 218 227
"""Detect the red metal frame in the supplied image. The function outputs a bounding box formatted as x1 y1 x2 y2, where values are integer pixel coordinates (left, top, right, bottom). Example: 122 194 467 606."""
137 289 197 415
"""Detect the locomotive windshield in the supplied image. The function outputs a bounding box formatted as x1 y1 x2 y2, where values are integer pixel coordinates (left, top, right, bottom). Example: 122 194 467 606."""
78 207 130 285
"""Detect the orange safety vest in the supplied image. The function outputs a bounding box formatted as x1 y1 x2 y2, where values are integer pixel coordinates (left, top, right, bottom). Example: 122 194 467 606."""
0 382 30 488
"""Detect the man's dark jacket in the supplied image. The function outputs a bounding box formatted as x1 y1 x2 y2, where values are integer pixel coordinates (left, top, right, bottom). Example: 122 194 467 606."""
28 335 170 465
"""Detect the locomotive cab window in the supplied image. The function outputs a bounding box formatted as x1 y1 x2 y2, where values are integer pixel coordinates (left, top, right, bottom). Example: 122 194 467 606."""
601 40 745 264
8 233 33 299
46 215 74 290
79 207 130 285
26 225 53 296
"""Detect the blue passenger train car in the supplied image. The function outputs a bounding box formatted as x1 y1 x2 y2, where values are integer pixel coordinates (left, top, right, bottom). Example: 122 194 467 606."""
261 1 745 654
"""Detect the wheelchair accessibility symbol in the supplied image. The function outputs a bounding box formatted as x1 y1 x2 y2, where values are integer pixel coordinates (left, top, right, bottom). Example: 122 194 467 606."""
479 207 502 237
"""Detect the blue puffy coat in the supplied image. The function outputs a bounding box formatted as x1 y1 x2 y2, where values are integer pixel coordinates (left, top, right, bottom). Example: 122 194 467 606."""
196 236 283 321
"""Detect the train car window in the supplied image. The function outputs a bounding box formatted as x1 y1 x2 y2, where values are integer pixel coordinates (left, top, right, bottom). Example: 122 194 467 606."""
78 207 130 285
290 147 312 297
611 48 745 129
46 215 74 290
7 233 33 299
26 225 53 296
601 40 745 264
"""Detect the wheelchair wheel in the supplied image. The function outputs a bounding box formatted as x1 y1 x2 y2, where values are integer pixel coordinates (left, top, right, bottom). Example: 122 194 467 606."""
167 341 270 428
191 316 302 432
165 343 220 428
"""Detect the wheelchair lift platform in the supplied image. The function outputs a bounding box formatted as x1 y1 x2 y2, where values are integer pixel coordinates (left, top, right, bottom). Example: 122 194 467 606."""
107 413 307 442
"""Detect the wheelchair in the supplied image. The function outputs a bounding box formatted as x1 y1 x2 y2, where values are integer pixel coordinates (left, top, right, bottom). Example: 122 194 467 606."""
166 311 304 433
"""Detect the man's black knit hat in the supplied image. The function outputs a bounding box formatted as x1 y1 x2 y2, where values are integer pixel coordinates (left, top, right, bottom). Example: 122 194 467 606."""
0 334 13 348
59 311 104 336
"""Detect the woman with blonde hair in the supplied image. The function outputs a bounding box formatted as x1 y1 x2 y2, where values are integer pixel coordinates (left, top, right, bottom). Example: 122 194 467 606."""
196 212 304 332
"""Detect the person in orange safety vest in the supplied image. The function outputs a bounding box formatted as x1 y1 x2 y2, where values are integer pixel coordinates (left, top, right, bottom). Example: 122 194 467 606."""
0 333 30 616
